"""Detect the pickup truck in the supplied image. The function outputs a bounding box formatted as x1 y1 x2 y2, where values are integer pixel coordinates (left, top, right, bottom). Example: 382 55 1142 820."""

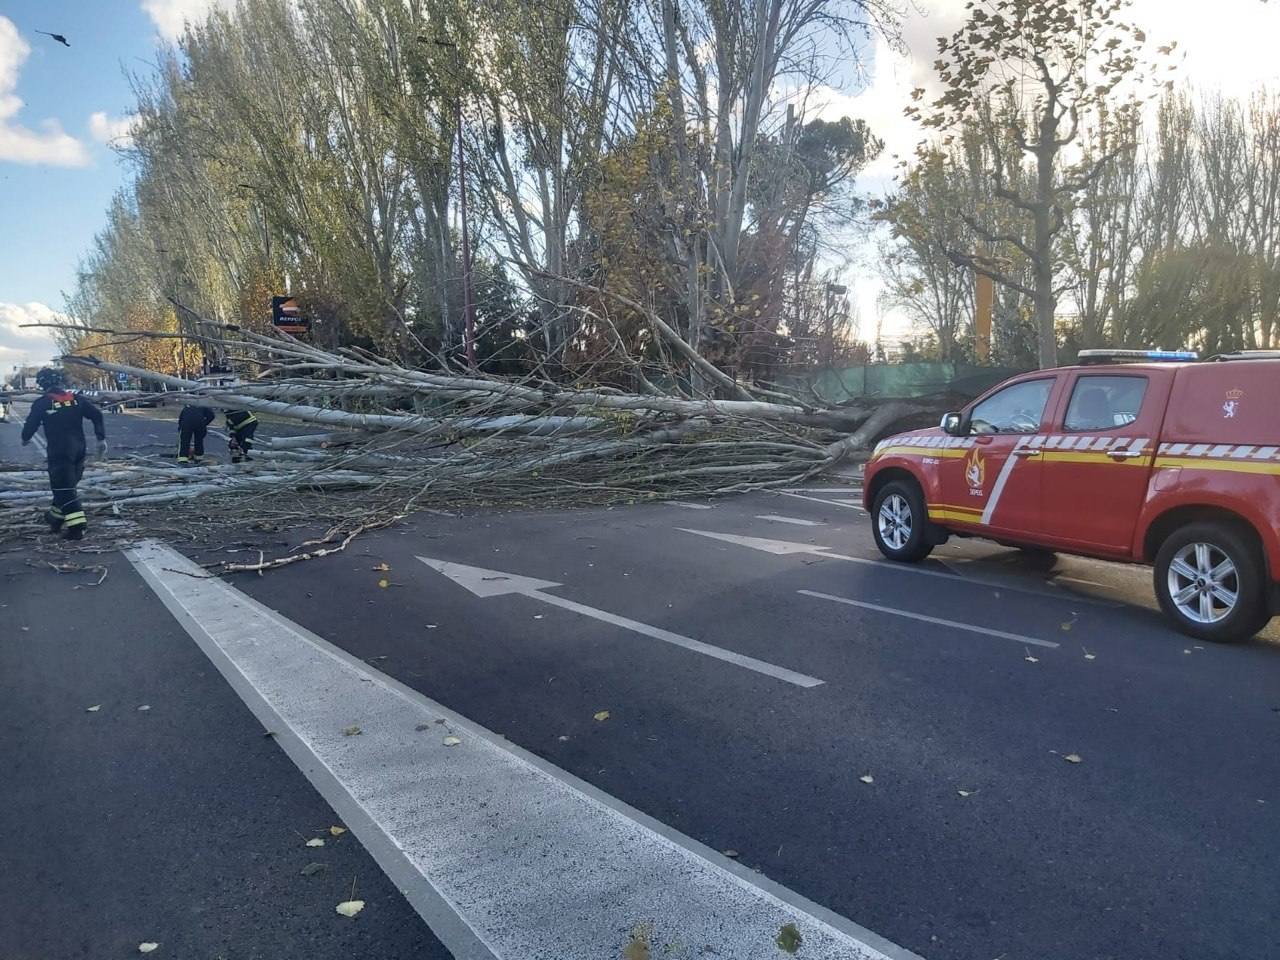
864 350 1280 642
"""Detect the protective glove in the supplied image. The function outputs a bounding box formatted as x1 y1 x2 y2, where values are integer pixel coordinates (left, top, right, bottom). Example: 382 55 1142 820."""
96 439 109 457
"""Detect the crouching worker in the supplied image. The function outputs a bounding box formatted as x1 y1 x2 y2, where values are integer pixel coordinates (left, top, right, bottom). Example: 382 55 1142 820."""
21 367 107 540
178 404 215 464
225 409 258 463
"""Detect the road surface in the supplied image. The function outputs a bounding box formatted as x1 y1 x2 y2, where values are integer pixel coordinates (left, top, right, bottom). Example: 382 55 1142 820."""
2 408 1277 960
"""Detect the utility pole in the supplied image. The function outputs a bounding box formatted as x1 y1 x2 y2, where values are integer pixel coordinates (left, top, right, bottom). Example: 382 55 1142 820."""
456 97 477 367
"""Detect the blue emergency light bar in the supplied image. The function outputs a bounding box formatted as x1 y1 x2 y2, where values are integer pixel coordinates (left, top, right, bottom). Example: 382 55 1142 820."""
1077 349 1199 364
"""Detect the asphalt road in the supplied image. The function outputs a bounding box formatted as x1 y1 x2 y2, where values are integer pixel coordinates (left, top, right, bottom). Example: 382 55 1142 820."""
3 407 1279 960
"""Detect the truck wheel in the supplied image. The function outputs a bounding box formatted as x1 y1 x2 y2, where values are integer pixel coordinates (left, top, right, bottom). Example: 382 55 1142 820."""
871 480 934 563
1154 523 1271 643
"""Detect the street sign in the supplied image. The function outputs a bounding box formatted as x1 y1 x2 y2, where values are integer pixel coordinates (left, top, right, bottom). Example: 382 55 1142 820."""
271 295 312 334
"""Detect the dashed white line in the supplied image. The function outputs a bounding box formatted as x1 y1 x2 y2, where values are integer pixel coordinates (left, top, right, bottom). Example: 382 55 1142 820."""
779 491 866 512
756 514 826 527
799 589 1060 649
127 540 919 960
663 501 713 510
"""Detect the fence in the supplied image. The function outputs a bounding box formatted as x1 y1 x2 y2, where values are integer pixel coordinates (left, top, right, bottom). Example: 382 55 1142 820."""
780 362 1028 404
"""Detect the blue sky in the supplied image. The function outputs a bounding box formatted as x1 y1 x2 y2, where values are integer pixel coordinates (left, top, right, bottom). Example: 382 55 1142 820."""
0 0 169 369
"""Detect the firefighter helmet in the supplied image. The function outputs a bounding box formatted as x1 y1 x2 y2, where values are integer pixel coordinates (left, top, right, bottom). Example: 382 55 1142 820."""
35 367 66 391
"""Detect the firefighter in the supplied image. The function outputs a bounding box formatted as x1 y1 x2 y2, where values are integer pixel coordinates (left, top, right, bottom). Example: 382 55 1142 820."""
225 409 258 463
177 404 215 464
20 368 106 540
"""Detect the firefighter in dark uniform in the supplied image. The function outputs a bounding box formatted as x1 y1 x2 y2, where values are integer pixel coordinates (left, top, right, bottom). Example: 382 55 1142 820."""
225 409 258 462
177 404 215 464
20 368 107 540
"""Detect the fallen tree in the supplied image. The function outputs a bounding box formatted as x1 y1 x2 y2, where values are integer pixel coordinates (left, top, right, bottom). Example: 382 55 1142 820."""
2 321 938 567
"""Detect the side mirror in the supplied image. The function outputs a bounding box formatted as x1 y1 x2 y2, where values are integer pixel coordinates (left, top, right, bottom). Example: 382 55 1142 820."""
940 411 964 436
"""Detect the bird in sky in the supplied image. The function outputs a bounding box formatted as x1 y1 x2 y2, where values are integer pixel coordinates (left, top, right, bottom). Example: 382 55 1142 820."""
36 30 71 48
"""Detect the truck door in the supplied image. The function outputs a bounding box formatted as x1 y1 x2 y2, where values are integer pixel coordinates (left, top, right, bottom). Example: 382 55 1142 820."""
941 375 1059 535
1039 372 1168 553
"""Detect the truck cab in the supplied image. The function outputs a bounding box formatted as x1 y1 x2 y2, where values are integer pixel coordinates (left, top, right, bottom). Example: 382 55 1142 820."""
864 351 1280 642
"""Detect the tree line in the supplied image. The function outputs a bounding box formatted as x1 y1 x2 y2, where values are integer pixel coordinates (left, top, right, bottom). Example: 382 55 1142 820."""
57 0 893 387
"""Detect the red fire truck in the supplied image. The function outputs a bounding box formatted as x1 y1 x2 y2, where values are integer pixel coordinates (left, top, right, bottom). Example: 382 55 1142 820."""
864 350 1280 642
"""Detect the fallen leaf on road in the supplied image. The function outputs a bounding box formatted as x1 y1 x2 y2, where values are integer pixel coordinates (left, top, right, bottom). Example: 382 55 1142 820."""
335 900 365 918
300 862 326 876
722 849 739 858
594 710 610 722
957 789 974 797
372 563 390 572
1060 622 1073 632
557 735 570 742
1083 649 1096 660
1063 753 1083 764
378 579 389 589
859 774 874 784
426 624 438 629
137 705 151 712
622 923 653 960
86 705 101 712
443 736 462 746
306 838 325 847
138 943 159 954
342 725 362 737
533 614 544 620
776 923 803 954
1024 654 1039 663
415 724 431 732
329 825 347 836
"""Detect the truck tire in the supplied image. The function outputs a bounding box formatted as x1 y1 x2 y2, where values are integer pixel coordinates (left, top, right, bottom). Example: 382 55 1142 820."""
1153 522 1271 643
871 480 934 563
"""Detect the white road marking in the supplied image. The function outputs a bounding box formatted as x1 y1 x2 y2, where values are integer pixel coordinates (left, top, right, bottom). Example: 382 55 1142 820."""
127 541 914 960
679 529 1115 607
783 487 863 495
779 491 866 512
417 556 824 688
799 590 1060 649
756 514 826 527
663 500 713 509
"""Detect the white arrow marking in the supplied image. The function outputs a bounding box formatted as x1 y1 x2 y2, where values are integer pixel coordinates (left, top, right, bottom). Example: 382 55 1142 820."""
678 528 1114 606
417 556 824 688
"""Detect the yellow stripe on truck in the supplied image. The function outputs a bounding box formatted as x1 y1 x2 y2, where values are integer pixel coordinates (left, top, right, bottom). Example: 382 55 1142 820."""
1038 451 1153 467
929 505 985 522
1153 456 1280 475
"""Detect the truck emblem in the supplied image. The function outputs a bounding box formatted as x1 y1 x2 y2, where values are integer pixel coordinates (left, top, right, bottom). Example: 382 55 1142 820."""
964 447 985 493
1223 387 1244 419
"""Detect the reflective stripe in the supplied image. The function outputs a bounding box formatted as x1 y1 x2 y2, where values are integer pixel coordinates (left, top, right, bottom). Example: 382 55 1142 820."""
63 511 86 526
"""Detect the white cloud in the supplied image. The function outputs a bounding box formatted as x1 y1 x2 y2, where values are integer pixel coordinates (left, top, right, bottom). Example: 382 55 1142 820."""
0 302 63 366
88 110 139 147
0 17 90 167
141 0 234 39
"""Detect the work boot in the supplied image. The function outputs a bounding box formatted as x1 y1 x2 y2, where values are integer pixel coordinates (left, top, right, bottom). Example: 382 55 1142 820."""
44 510 64 533
64 525 86 541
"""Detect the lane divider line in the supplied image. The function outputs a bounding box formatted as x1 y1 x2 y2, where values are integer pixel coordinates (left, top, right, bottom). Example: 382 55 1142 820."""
799 590 1060 649
756 514 826 527
125 540 920 960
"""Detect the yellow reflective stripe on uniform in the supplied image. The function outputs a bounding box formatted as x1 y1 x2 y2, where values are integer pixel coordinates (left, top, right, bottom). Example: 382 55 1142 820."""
63 511 86 526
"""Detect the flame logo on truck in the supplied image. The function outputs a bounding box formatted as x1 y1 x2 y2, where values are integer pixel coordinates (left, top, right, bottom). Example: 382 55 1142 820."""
964 447 986 492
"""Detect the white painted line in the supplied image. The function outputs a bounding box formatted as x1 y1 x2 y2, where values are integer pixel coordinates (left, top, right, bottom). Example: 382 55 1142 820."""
417 556 824 688
679 529 1116 607
799 589 1060 649
783 487 863 495
663 500 713 510
127 541 918 960
779 491 866 512
756 514 826 527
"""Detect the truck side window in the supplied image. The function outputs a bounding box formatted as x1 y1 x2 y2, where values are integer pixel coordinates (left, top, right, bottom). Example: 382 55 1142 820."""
968 378 1054 435
1064 376 1147 431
